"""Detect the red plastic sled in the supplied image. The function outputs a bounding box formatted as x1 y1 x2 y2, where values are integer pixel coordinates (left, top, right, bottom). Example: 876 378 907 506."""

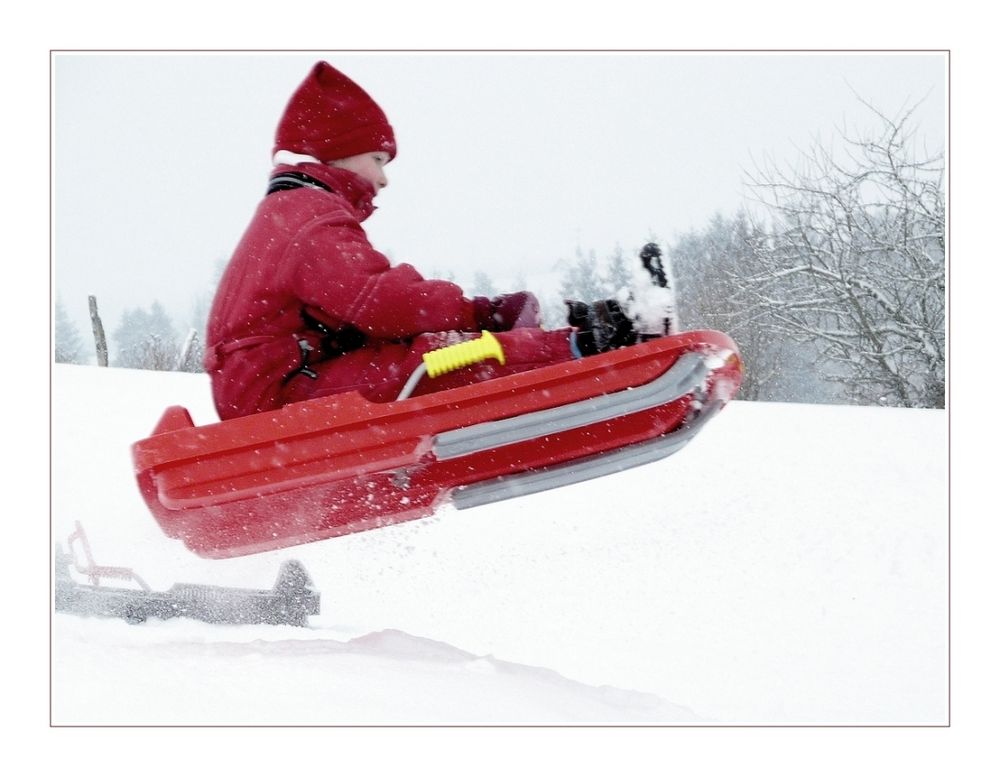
133 330 742 558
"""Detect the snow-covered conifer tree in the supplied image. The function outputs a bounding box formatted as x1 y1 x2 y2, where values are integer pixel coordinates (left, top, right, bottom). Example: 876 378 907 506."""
112 301 180 370
54 297 85 364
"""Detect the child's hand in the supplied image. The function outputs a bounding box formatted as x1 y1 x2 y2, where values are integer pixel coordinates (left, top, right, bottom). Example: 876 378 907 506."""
474 292 541 331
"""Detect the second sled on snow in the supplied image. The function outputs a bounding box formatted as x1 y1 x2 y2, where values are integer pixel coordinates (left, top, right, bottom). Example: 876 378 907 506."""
132 329 742 559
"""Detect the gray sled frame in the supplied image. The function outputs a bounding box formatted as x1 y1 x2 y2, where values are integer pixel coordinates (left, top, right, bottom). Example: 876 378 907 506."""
54 523 320 626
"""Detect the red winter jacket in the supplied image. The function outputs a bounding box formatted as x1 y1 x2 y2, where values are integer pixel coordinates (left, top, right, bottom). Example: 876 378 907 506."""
205 163 572 419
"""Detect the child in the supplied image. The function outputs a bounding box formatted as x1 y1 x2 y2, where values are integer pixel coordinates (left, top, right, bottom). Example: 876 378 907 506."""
205 62 675 420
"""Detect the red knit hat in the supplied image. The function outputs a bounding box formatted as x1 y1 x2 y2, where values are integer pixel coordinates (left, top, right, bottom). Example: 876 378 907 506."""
273 61 396 163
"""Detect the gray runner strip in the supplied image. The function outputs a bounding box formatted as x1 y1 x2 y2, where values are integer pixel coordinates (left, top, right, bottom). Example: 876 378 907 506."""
451 401 721 511
434 351 708 461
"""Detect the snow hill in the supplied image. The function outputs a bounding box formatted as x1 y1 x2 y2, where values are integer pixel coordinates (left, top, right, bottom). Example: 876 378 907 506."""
51 364 947 725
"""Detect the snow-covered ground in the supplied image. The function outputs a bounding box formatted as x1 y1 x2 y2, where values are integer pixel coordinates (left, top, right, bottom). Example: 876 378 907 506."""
51 363 947 725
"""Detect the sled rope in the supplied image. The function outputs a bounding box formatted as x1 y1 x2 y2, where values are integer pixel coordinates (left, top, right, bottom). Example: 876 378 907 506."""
396 331 506 400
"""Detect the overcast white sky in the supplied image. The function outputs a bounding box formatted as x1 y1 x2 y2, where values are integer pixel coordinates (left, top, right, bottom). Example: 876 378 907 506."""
52 51 946 336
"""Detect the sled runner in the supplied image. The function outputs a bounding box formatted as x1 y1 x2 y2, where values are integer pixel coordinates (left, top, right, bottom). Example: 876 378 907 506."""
133 330 742 558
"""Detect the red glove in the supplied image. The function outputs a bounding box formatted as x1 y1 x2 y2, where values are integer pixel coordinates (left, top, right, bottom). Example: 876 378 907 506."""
472 292 541 331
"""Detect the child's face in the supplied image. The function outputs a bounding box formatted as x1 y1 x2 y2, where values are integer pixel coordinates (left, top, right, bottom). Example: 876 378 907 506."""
329 151 390 193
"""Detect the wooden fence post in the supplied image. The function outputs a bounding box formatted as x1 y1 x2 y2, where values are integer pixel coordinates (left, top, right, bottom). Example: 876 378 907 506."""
88 295 108 367
175 328 198 371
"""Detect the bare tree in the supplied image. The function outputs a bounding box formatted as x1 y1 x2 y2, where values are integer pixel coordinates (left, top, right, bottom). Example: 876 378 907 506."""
670 212 796 401
742 100 945 408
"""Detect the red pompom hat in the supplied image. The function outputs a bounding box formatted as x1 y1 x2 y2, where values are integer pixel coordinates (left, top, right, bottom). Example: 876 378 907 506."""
273 61 397 163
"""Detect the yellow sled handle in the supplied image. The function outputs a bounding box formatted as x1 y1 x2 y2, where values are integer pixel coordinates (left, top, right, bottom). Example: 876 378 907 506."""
422 330 506 378
396 331 506 401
